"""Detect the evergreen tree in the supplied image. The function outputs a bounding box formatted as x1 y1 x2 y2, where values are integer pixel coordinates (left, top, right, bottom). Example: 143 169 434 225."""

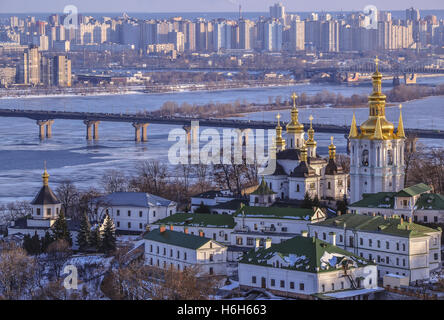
23 232 42 255
77 211 92 252
89 226 102 252
41 231 54 252
51 209 72 245
301 192 313 209
23 234 32 254
312 195 321 208
336 194 348 216
30 232 41 255
101 215 116 254
194 202 210 214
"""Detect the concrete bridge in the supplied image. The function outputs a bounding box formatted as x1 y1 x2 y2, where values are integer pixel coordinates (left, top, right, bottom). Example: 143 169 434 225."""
0 108 442 142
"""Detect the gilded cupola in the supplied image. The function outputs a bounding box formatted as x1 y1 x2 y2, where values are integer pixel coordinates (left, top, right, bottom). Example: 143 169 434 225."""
358 57 395 140
306 115 317 148
286 92 304 134
275 113 286 151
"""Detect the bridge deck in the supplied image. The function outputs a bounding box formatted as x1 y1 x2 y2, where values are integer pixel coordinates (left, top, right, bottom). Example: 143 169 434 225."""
0 108 441 139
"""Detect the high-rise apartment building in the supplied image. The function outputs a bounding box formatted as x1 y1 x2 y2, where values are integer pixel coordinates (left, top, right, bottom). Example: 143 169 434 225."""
52 55 72 87
406 7 420 21
321 20 339 52
239 19 255 50
269 3 286 22
264 21 283 52
290 20 305 51
213 22 233 51
17 45 41 85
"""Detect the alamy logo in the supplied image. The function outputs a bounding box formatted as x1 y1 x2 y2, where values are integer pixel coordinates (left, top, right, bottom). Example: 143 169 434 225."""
168 121 276 175
63 5 78 30
63 265 78 290
363 5 378 30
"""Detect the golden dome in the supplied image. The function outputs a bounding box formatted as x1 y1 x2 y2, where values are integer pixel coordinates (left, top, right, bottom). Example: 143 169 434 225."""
42 161 49 186
328 136 336 160
275 113 286 149
306 115 316 147
360 117 395 140
286 92 304 133
354 57 396 140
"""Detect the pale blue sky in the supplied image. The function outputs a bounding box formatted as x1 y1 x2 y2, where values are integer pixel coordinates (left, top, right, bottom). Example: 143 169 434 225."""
0 0 442 13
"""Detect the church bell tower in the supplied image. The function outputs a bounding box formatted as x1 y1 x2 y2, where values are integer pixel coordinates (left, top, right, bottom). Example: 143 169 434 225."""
349 57 406 203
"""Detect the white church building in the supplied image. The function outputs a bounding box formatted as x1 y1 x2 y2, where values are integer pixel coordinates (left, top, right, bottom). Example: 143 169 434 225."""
349 58 406 204
264 94 348 202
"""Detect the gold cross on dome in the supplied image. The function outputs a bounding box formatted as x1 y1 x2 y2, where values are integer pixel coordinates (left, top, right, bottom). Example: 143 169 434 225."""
375 56 380 71
291 92 298 106
399 104 403 110
331 136 334 144
276 113 281 125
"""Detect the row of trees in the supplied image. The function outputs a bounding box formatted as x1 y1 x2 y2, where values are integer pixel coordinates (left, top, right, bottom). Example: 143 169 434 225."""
23 210 72 255
405 139 444 194
102 253 219 300
77 212 116 254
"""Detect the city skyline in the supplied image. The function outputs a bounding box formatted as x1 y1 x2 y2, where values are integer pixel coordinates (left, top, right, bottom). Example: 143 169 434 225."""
1 0 443 14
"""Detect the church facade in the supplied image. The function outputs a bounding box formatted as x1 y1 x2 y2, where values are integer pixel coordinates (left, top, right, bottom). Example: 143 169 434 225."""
349 58 406 204
264 93 348 202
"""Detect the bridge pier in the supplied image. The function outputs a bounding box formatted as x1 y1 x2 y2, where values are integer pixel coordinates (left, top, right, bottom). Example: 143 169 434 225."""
344 134 351 155
84 120 100 141
237 128 251 147
37 120 54 140
133 123 149 142
183 125 198 145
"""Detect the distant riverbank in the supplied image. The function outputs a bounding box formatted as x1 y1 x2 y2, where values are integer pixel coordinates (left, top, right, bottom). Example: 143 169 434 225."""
0 79 305 100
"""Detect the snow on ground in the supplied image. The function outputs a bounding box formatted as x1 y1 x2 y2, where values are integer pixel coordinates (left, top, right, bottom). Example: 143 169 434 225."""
427 271 444 284
324 287 384 299
219 280 239 291
386 273 408 279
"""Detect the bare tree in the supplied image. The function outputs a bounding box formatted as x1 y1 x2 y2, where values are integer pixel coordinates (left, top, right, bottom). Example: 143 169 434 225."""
177 164 193 197
45 240 72 280
194 163 212 193
56 181 79 220
106 263 219 300
76 188 103 223
101 169 128 194
130 160 169 195
0 243 38 299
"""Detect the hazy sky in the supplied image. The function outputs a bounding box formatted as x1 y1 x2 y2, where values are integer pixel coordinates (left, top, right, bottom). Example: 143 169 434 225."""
0 0 442 13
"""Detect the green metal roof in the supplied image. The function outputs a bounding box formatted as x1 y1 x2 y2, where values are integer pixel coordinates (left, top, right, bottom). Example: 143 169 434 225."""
154 213 236 229
240 235 372 273
314 214 440 238
396 183 432 197
415 193 444 210
350 192 396 209
350 183 433 209
143 228 212 249
235 206 317 221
